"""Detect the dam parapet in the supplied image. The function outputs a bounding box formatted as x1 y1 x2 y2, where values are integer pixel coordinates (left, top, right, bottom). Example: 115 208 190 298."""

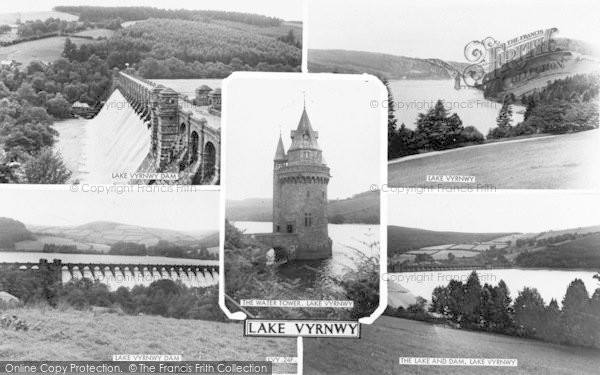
0 258 219 290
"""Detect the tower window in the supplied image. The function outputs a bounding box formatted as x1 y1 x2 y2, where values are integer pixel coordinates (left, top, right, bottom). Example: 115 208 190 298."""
276 225 280 232
286 224 293 233
304 213 312 227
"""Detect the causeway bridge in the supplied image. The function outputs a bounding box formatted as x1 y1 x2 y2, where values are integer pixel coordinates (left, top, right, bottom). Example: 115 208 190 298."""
114 70 221 185
389 264 514 272
0 258 219 290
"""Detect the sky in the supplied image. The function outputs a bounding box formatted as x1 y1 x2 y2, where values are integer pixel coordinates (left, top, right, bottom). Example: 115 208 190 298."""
0 186 219 232
388 192 600 233
0 0 302 21
308 0 600 61
224 73 384 200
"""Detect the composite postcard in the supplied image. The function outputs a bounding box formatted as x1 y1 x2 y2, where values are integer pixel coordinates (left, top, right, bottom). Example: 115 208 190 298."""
1 0 599 374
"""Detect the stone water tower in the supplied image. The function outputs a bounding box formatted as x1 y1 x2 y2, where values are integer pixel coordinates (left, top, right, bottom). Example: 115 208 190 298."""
272 105 332 260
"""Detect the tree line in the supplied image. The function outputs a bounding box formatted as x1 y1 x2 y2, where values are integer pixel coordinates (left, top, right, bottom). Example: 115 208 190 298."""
388 271 600 349
54 6 283 27
488 74 598 139
109 240 218 260
17 18 86 38
0 268 225 322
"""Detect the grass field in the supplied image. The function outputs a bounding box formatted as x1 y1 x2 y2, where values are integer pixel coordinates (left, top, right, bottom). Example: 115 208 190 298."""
0 36 102 66
73 29 115 38
388 129 600 189
304 316 600 375
387 226 514 254
0 307 296 370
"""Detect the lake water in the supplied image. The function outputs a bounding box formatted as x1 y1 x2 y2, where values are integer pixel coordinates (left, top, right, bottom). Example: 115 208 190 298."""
0 251 219 291
389 80 525 136
152 79 222 98
233 221 380 285
388 269 599 308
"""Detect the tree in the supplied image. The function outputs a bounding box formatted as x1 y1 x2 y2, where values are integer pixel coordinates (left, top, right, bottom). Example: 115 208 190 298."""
561 279 593 347
541 299 563 343
496 95 513 129
46 94 71 118
22 148 72 184
62 37 78 60
514 287 546 337
590 288 600 348
415 100 465 150
461 271 482 327
0 82 10 99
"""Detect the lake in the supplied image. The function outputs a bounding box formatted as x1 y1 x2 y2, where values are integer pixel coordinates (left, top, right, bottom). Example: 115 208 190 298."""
152 79 222 98
389 80 525 136
233 221 380 285
0 251 219 291
388 269 599 308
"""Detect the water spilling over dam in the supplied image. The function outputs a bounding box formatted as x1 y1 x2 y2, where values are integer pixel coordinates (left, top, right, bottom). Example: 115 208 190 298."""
1 259 219 291
54 72 222 184
61 264 219 291
80 88 151 184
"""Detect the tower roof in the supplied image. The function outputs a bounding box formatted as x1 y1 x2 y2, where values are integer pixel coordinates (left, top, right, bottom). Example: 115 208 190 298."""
289 107 320 151
159 87 178 96
274 133 287 161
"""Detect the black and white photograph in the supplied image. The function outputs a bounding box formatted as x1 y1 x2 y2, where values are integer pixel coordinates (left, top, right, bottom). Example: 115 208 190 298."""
0 0 302 184
307 0 600 189
299 192 600 375
222 73 384 320
0 185 297 372
2 0 600 374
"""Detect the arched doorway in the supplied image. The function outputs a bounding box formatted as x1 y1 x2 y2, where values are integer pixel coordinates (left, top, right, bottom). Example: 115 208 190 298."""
190 131 199 163
203 142 216 179
179 123 187 150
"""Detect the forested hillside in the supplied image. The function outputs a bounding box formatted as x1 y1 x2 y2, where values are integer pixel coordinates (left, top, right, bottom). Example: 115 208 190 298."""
0 217 33 249
53 6 283 26
387 226 514 254
308 49 469 79
227 191 380 224
63 18 301 78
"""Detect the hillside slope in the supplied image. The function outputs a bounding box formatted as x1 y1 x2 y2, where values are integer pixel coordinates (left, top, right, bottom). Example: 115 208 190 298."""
227 191 379 224
515 232 600 269
0 307 296 369
387 226 515 253
308 49 469 79
0 218 34 249
388 129 600 189
26 221 217 248
305 316 600 375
